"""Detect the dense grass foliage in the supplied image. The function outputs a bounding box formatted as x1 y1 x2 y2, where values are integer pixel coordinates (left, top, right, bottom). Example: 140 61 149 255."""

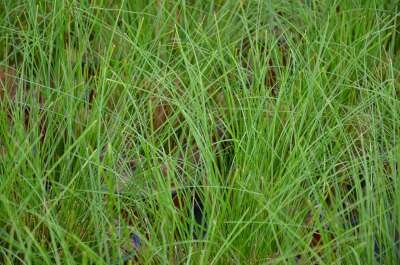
0 0 399 264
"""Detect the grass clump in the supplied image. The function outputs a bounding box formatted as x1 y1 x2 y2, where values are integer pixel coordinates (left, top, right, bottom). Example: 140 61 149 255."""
0 0 399 264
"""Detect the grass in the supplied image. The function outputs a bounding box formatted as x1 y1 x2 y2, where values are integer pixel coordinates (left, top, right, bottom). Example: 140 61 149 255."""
0 0 399 264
